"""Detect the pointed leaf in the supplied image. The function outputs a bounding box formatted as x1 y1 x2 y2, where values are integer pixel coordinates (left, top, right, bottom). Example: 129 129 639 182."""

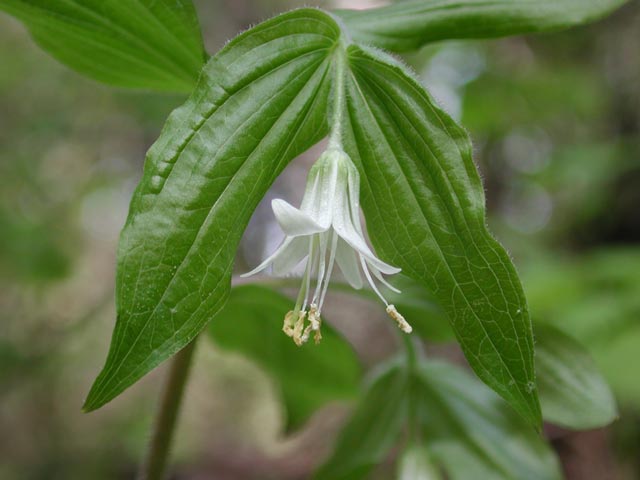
336 0 627 52
208 285 361 431
0 0 205 92
536 323 618 429
83 9 340 411
340 44 541 426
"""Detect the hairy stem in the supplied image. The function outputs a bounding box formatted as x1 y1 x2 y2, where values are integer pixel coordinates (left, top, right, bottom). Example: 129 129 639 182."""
138 337 198 480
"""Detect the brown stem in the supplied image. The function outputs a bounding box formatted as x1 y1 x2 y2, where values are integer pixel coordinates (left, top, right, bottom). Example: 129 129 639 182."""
138 337 198 480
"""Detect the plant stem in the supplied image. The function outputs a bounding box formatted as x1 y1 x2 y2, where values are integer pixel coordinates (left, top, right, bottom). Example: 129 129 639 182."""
328 42 347 150
402 334 419 443
402 333 417 372
138 337 199 480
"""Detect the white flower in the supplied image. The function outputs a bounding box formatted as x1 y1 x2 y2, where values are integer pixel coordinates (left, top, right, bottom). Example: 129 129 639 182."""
242 148 411 345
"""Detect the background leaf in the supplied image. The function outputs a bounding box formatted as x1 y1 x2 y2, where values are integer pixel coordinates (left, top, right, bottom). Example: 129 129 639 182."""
314 361 410 480
414 360 562 480
208 284 360 431
317 358 560 480
0 0 206 92
535 323 618 429
83 9 340 411
523 249 640 406
336 0 628 52
340 44 541 426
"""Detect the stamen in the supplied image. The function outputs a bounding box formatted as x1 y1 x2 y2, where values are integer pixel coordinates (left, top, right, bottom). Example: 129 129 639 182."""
317 230 339 313
371 267 401 294
313 316 322 345
359 255 390 306
292 310 307 346
307 303 323 345
386 304 412 333
282 310 298 337
300 236 316 312
308 304 320 331
311 233 329 305
301 324 312 344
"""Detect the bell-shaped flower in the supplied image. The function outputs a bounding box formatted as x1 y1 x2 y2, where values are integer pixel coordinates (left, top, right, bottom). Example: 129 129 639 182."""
242 148 411 345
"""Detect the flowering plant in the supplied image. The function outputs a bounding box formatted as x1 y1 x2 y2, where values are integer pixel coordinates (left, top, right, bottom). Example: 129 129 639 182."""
1 0 625 478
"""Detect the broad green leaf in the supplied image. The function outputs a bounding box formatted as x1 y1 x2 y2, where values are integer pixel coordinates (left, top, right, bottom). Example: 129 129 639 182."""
336 0 627 52
83 9 340 411
0 0 205 92
535 324 618 429
398 445 443 480
208 285 360 431
314 361 410 480
340 44 541 426
414 361 562 480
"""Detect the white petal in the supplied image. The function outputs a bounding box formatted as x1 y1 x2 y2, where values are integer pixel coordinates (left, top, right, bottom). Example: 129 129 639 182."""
272 199 327 236
370 263 401 293
335 238 363 289
300 153 339 227
241 236 296 277
332 193 401 275
272 236 310 276
345 157 364 235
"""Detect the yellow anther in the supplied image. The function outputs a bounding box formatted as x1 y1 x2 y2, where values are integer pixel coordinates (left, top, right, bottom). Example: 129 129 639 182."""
282 310 297 337
386 304 412 333
292 310 307 346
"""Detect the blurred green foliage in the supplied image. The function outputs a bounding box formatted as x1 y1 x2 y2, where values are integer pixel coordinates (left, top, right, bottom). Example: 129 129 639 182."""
524 249 640 406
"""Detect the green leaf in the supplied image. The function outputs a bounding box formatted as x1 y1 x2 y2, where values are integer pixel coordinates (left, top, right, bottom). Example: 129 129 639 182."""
336 0 627 52
0 0 206 92
414 360 562 480
340 44 541 426
208 285 361 431
314 361 410 480
83 9 340 411
535 323 618 429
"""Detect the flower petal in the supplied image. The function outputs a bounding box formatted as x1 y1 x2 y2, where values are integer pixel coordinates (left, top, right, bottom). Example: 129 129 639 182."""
241 236 297 277
332 192 401 275
335 237 363 289
272 236 310 276
272 199 327 236
300 155 338 228
369 262 401 293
